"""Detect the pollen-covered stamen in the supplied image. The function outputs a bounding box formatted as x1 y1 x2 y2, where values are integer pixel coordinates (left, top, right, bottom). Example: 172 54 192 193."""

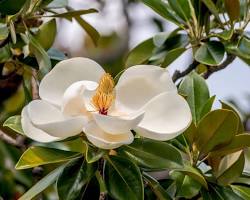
91 73 115 115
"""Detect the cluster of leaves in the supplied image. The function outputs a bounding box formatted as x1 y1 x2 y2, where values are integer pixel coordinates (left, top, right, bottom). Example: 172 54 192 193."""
4 71 250 200
127 0 250 77
0 0 99 121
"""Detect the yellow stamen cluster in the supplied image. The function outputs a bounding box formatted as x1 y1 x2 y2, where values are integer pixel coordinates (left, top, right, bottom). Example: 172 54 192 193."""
91 73 115 115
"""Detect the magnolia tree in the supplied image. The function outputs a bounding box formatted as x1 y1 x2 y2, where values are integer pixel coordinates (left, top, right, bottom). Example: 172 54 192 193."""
1 0 250 199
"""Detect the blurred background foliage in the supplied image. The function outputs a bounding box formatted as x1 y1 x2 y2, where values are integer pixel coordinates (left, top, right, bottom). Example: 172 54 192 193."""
1 0 250 199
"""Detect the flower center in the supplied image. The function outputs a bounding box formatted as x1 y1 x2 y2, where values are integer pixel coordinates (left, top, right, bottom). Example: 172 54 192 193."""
91 73 115 115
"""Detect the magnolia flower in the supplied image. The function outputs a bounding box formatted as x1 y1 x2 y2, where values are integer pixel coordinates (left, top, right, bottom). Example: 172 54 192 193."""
21 57 192 149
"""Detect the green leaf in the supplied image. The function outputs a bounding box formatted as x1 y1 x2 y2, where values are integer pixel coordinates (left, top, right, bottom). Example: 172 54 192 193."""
48 9 98 19
184 122 197 145
0 0 26 15
225 0 240 22
0 24 9 41
75 16 100 47
200 95 216 120
83 141 106 163
170 171 201 199
210 134 250 157
18 164 65 200
238 37 250 57
105 155 144 200
201 0 221 22
141 0 182 26
217 151 245 186
211 29 234 40
3 115 24 135
34 19 57 50
120 138 183 169
168 0 191 21
179 71 210 124
232 185 250 199
143 172 172 200
161 47 186 67
172 165 208 189
221 101 244 133
125 38 154 67
195 41 225 66
196 109 238 156
0 44 11 62
57 157 97 200
27 33 52 79
16 146 82 169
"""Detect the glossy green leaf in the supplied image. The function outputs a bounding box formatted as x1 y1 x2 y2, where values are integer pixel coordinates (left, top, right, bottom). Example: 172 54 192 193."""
0 44 11 62
16 146 82 169
196 109 238 156
141 0 182 26
27 33 52 79
105 155 144 200
168 0 191 21
172 165 208 189
0 24 9 41
210 134 250 157
120 138 183 169
195 41 225 66
199 95 216 120
57 157 97 200
83 141 106 163
232 185 250 199
179 71 210 124
143 173 172 200
170 171 201 199
49 9 98 19
239 37 250 56
125 38 154 67
201 0 221 22
211 29 234 40
75 16 100 46
217 151 245 186
183 122 197 145
18 164 65 200
34 19 57 50
161 47 186 67
3 115 24 135
225 0 240 22
221 101 244 133
0 0 26 15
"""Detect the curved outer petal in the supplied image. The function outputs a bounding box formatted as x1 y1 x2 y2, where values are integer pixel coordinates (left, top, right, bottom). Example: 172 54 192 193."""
62 80 98 116
135 92 192 141
115 65 177 113
21 106 60 143
27 100 87 138
39 57 105 106
84 121 134 149
92 111 144 134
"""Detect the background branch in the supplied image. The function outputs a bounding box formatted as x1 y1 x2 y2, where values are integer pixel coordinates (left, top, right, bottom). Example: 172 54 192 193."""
172 61 199 82
203 54 236 79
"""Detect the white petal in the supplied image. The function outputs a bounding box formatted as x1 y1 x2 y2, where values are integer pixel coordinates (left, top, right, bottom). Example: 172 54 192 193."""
115 65 177 113
21 106 60 143
135 92 192 141
27 100 87 138
92 111 144 134
84 121 134 149
39 57 105 106
62 81 98 116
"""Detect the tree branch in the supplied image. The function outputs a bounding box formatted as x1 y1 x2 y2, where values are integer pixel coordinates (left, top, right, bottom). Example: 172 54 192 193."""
0 129 25 149
172 60 199 82
203 54 236 79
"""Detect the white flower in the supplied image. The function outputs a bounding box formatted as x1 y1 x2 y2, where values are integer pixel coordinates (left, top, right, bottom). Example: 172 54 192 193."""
21 57 192 149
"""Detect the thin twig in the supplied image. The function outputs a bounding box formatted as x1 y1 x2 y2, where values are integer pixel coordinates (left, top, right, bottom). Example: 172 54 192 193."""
0 129 25 149
172 60 199 82
203 54 236 79
31 69 39 99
